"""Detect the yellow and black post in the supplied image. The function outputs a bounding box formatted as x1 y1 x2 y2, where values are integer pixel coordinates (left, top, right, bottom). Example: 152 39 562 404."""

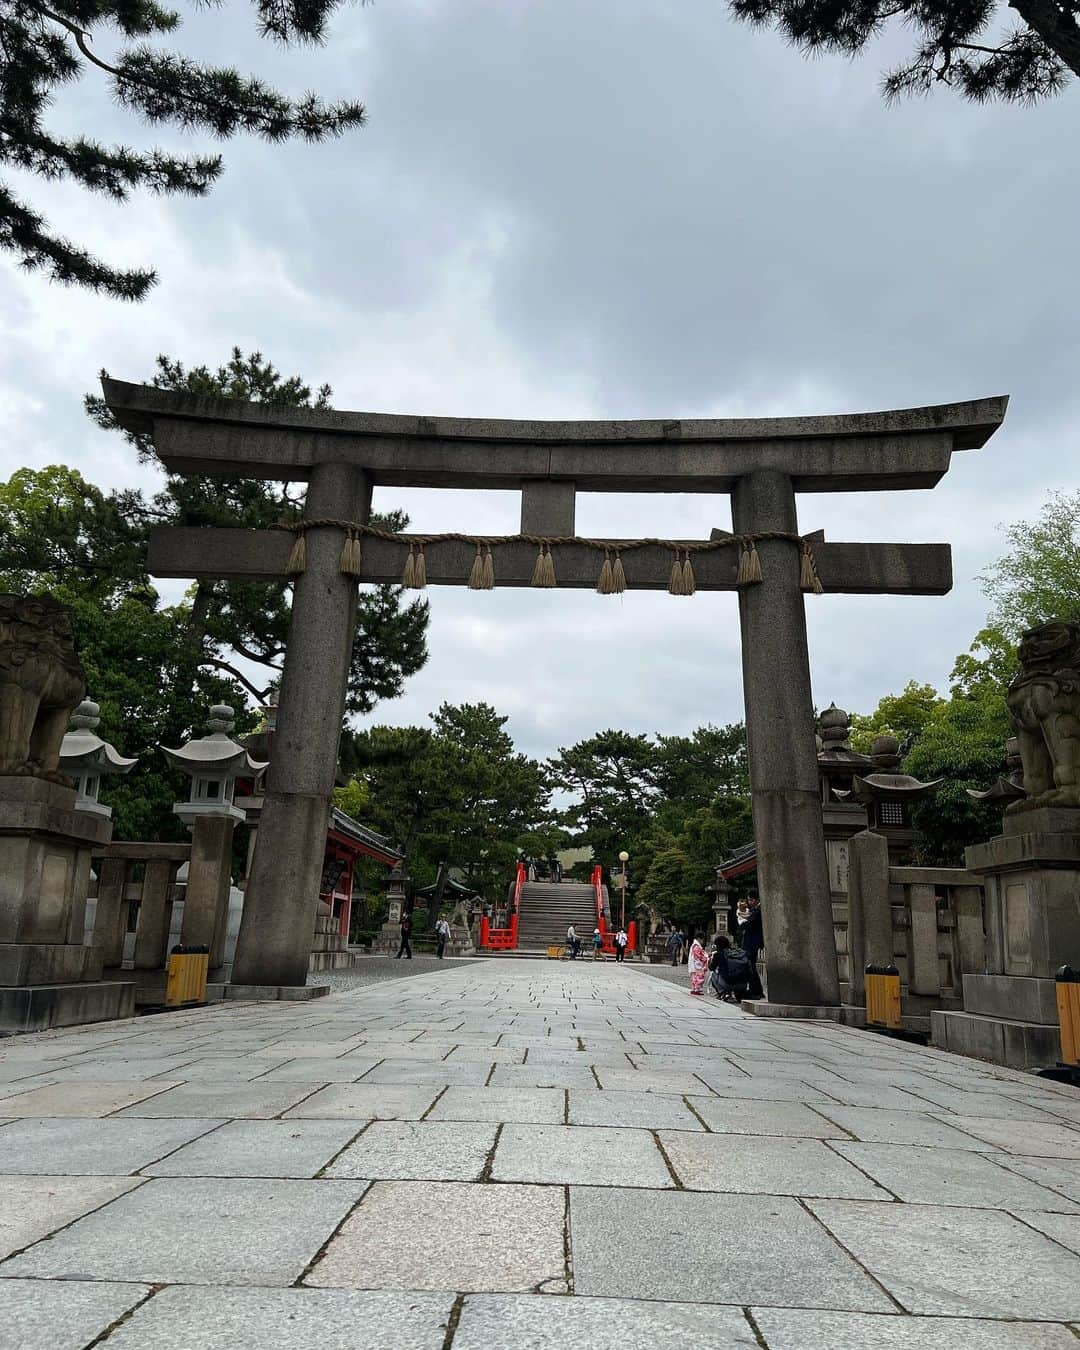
165 944 211 1008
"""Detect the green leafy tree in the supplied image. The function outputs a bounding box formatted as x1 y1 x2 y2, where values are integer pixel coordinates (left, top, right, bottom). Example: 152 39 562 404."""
2 0 365 298
0 465 247 839
850 681 945 754
951 490 1080 702
343 703 550 904
546 730 661 867
86 348 429 732
903 693 1011 865
729 0 1079 103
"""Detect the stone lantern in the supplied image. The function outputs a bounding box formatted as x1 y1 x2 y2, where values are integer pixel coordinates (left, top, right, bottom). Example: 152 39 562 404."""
161 705 266 968
162 704 260 824
58 700 137 818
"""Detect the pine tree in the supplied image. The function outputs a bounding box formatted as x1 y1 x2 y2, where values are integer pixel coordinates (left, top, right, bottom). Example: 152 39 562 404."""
1 0 366 298
729 0 1078 102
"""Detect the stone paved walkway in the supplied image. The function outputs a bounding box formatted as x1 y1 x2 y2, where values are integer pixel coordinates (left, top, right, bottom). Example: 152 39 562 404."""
1 961 1079 1347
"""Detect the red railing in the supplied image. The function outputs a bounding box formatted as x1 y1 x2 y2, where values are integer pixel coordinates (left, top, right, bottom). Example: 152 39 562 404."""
592 864 616 954
481 861 523 951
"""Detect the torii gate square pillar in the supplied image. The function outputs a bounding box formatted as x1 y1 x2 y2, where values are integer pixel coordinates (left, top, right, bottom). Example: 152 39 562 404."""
733 470 840 1008
232 462 372 988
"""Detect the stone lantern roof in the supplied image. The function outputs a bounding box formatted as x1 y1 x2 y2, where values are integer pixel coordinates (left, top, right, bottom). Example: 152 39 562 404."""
850 734 941 802
160 705 267 778
59 700 137 777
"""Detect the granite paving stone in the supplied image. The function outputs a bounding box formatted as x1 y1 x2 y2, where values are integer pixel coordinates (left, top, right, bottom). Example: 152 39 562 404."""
689 1097 846 1138
103 1286 454 1350
0 1116 222 1173
324 1120 497 1181
568 1088 704 1130
990 1154 1080 1203
570 1185 893 1308
452 1294 758 1348
658 1131 889 1198
0 1278 151 1350
356 1060 491 1086
1013 1210 1080 1257
5 1177 368 1285
115 1081 319 1118
936 1115 1080 1158
593 1066 714 1095
488 1063 602 1090
0 1080 183 1116
0 1174 141 1258
808 1199 1080 1318
282 1083 440 1120
751 1308 1080 1348
813 1105 997 1149
306 1180 566 1292
428 1086 565 1124
254 1058 382 1081
492 1122 675 1187
830 1142 1080 1211
141 1119 362 1177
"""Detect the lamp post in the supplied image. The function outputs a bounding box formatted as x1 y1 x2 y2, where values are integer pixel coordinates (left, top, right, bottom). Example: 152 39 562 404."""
618 850 629 929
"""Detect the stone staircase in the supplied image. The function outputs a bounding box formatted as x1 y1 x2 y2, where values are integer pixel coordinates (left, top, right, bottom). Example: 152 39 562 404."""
309 909 357 972
516 881 601 951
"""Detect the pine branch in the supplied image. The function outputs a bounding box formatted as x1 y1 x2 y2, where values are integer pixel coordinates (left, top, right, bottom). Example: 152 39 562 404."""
0 120 222 198
0 179 154 297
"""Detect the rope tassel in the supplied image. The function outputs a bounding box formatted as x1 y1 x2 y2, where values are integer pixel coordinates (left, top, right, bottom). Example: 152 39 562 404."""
596 550 613 594
468 544 486 590
414 544 427 589
800 542 824 595
285 528 307 577
482 545 495 589
736 540 763 587
681 550 696 596
668 550 686 595
339 529 363 577
531 542 556 588
610 551 626 594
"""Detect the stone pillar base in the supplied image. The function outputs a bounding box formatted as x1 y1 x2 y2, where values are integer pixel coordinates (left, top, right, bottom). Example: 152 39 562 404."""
932 1005 1060 1071
225 983 330 1002
741 1001 846 1022
0 979 135 1034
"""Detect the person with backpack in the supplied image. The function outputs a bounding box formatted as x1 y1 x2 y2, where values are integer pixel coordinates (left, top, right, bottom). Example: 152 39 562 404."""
435 915 451 960
709 935 751 1003
666 928 684 966
592 927 603 960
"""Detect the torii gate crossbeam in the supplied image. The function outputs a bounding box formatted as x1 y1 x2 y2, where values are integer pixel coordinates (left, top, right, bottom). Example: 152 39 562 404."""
103 379 1007 1010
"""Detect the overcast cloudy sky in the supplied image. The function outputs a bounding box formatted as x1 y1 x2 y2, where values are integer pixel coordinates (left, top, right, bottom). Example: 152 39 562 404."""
2 0 1077 757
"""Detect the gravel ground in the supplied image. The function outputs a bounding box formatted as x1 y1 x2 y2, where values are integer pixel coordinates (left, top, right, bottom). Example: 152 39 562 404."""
309 955 481 993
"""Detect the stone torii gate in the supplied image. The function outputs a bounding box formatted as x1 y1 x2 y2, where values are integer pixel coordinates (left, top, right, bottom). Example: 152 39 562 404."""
102 380 1007 1008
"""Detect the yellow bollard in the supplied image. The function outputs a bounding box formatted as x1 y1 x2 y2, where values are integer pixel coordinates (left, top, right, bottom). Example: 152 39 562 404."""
165 946 210 1007
1057 966 1080 1068
865 964 902 1030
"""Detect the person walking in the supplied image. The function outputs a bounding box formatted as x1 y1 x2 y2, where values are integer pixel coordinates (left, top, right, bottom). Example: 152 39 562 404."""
666 928 684 967
614 927 628 963
740 895 765 999
592 927 603 960
687 930 708 995
395 910 413 960
567 924 580 959
435 915 451 960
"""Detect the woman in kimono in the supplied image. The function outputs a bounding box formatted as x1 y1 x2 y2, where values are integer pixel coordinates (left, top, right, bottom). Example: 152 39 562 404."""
687 930 708 995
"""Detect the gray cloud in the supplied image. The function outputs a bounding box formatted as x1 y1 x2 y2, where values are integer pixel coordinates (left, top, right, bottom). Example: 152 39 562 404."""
1 0 1076 758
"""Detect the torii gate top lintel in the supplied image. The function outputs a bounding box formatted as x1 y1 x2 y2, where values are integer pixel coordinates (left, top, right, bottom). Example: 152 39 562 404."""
102 379 1007 493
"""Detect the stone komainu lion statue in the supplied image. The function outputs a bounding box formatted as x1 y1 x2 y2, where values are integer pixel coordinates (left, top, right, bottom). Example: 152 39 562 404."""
0 595 85 779
1006 619 1080 811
